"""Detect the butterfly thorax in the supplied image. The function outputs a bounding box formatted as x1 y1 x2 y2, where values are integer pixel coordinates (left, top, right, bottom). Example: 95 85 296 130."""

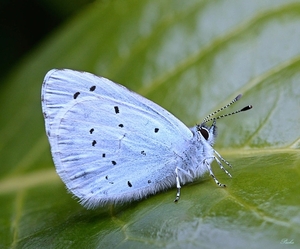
174 122 217 184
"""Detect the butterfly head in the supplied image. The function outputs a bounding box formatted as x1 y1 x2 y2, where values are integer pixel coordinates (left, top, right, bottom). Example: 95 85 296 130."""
197 119 217 146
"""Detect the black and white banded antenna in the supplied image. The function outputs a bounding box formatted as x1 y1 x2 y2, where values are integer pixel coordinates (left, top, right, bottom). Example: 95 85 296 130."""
202 94 252 124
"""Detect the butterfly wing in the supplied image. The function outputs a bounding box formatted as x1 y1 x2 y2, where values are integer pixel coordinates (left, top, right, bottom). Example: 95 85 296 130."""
42 69 193 208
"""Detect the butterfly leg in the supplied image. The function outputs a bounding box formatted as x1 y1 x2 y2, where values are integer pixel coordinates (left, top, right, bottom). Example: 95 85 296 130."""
174 167 181 202
214 156 232 178
204 159 226 187
214 149 232 168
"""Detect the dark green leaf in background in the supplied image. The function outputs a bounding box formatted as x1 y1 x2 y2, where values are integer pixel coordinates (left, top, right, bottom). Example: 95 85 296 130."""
0 0 299 248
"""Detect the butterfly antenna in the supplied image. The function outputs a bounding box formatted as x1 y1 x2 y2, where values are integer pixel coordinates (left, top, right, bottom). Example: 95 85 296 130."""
202 94 252 124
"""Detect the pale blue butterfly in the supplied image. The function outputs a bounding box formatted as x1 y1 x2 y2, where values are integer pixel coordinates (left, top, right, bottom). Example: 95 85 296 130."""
41 69 252 209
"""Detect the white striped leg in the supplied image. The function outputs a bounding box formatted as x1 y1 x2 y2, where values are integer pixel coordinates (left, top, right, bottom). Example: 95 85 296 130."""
214 156 232 178
174 167 181 202
204 159 226 187
214 149 232 168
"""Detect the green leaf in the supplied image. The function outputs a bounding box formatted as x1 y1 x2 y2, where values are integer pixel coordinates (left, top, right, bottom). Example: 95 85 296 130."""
1 0 299 248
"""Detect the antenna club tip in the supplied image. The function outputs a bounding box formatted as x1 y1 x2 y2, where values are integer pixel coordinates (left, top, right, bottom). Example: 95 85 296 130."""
241 105 252 111
235 94 242 101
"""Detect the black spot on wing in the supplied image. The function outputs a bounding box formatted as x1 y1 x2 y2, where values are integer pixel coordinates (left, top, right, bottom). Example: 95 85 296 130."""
74 92 80 99
89 128 94 134
127 181 132 187
90 85 96 91
105 176 114 184
92 140 97 146
154 128 159 133
114 106 119 114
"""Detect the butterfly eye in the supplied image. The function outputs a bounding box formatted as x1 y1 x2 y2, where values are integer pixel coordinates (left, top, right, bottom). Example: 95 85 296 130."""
199 127 209 140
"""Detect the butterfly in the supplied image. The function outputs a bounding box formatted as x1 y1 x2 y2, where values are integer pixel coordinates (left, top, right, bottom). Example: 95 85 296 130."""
41 69 252 208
